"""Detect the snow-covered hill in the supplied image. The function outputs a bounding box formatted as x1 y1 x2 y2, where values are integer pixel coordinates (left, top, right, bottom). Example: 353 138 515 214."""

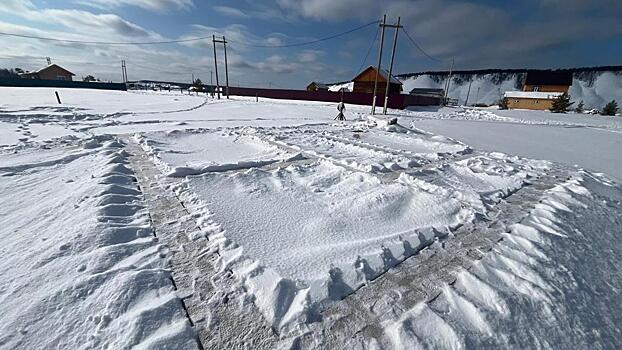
398 68 622 109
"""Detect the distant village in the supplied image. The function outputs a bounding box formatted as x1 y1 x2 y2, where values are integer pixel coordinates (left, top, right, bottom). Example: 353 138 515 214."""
0 61 619 114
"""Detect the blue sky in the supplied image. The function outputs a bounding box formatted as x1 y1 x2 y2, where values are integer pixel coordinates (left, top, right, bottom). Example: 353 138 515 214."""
0 0 621 87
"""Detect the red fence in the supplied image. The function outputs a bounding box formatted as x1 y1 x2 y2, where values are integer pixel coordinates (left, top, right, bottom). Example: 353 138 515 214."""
226 87 440 109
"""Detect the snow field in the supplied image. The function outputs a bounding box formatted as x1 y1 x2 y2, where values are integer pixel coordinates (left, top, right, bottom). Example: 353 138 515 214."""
0 136 198 349
137 124 552 333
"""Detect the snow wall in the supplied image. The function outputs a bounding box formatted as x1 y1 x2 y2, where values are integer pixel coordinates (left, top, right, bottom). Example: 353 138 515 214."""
397 69 622 109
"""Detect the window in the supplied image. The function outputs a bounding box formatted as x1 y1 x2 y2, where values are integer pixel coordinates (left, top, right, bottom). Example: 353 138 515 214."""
533 86 540 92
56 76 66 81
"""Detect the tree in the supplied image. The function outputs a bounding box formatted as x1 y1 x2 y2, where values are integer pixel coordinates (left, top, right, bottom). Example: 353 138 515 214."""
550 92 573 113
601 100 619 116
83 75 97 82
192 78 204 92
574 100 584 113
498 98 509 110
0 68 19 79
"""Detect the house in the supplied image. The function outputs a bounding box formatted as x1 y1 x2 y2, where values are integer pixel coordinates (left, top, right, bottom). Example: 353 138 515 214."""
502 70 573 110
409 88 445 98
522 70 572 93
306 81 329 91
504 91 563 110
352 66 402 94
19 64 75 81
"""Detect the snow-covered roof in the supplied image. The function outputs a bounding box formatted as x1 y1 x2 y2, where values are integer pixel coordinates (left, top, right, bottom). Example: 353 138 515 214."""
504 91 563 99
27 64 75 76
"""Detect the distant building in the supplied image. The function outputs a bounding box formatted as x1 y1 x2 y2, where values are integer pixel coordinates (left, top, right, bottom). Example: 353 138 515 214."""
409 88 445 98
306 81 329 91
352 66 402 94
522 70 572 93
504 91 563 110
503 70 573 110
19 64 75 81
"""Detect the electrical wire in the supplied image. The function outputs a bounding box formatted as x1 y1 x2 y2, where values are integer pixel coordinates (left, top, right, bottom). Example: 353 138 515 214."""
355 24 380 74
402 27 447 63
0 20 380 47
228 20 380 48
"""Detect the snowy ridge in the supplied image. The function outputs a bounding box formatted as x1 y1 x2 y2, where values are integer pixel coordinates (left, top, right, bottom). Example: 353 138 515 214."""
0 136 198 349
383 171 622 348
400 71 622 109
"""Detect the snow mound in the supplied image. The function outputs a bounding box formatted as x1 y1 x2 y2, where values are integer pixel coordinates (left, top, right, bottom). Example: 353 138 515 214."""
0 137 199 349
383 171 622 348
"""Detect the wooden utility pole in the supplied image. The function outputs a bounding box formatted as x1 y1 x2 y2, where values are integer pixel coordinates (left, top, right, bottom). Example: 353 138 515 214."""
443 57 454 104
223 36 229 99
212 35 220 99
121 60 127 83
465 79 472 106
213 35 230 99
371 15 386 115
382 16 402 115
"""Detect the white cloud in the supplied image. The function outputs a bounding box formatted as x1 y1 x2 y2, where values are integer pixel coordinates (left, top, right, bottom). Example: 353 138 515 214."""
213 5 249 19
75 0 194 12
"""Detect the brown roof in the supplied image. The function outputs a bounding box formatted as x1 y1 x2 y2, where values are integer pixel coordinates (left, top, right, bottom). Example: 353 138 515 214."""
34 64 75 76
353 66 402 85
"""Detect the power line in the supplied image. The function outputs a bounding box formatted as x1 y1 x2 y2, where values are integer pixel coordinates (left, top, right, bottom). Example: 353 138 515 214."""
356 24 380 74
230 20 380 48
0 31 213 45
0 20 379 47
402 27 447 63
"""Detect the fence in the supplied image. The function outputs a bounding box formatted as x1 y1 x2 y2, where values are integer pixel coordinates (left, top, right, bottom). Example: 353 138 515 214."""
227 87 440 109
0 78 127 91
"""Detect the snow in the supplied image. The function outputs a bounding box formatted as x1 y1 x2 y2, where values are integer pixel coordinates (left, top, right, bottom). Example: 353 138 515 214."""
403 107 622 182
383 171 622 348
0 137 198 349
134 128 296 176
1 86 621 348
503 91 563 99
328 82 354 92
400 71 622 109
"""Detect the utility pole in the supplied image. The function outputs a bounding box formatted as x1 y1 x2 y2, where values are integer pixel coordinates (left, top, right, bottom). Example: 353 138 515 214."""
223 36 229 99
121 60 127 83
443 57 454 105
382 16 402 115
464 79 472 106
371 14 386 115
212 35 220 99
213 35 229 99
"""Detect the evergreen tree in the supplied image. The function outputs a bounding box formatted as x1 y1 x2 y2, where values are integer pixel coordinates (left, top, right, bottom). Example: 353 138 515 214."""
498 98 509 110
574 100 584 113
550 92 573 113
192 78 204 92
601 100 619 116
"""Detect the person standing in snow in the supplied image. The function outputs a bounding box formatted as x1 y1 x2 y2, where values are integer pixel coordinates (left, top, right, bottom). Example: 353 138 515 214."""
335 102 346 121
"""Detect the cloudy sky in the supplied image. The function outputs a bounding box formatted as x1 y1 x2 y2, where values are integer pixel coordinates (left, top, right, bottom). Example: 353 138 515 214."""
0 0 620 88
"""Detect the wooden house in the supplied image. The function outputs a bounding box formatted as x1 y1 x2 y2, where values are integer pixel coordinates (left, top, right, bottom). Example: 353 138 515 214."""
352 66 402 94
19 64 75 81
306 81 329 91
522 70 572 93
503 70 573 110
